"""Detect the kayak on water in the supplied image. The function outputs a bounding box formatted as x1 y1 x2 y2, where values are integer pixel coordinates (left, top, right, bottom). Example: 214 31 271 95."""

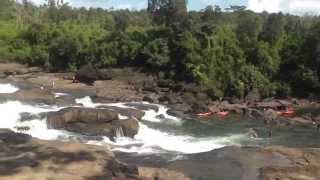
217 111 229 117
277 107 295 116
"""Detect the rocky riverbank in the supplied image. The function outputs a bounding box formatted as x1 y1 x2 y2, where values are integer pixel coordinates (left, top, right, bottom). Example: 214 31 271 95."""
1 62 320 128
166 146 320 180
1 62 320 180
2 128 320 180
0 129 191 180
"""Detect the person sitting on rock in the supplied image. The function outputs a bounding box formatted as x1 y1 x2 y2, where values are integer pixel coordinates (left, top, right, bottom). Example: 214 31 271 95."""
247 128 259 138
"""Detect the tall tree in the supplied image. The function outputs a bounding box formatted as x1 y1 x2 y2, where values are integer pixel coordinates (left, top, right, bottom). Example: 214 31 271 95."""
147 0 187 24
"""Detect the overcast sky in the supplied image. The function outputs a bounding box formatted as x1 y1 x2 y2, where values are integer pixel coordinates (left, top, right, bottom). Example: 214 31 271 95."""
28 0 320 15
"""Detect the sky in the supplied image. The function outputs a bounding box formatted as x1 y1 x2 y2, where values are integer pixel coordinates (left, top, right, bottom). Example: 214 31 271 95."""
28 0 320 15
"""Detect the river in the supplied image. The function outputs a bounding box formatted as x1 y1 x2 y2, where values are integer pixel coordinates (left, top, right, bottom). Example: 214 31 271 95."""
0 81 320 166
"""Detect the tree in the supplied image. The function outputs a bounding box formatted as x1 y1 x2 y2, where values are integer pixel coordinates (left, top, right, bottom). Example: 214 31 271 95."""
147 0 187 24
259 13 285 46
49 34 80 71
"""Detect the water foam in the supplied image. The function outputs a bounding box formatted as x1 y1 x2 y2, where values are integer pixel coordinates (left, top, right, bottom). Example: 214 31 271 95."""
142 103 181 124
0 101 70 140
0 83 19 93
0 91 246 155
64 96 245 154
111 124 244 154
54 92 69 98
75 96 97 108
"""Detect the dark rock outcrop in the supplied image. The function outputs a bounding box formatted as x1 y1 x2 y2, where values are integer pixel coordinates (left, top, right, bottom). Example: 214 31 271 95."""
75 64 112 85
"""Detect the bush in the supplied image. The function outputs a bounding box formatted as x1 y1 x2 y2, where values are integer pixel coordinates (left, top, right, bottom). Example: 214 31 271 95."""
49 34 80 71
28 45 49 68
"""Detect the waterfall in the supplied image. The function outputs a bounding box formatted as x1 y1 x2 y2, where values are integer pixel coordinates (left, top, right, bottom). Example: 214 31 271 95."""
114 126 125 138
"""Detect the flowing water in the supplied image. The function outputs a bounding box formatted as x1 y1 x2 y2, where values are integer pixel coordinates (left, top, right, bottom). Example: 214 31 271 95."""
0 82 320 161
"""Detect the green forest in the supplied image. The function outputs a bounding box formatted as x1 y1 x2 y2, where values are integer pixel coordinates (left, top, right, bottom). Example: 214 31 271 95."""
1 0 320 99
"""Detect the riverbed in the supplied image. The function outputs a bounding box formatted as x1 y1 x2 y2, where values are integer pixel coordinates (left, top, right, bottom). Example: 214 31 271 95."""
1 81 320 179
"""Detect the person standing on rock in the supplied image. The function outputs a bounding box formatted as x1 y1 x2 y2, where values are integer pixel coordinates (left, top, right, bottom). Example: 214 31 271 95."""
51 80 55 89
247 128 259 138
268 126 273 138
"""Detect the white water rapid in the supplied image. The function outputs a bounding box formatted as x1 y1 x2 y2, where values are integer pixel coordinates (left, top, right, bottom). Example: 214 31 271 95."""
0 83 246 155
0 83 18 93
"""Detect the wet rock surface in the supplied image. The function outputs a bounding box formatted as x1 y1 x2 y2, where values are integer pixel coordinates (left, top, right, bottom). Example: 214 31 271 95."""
116 146 320 180
46 107 139 139
166 146 320 180
0 129 141 180
0 88 56 104
2 63 320 180
0 129 192 180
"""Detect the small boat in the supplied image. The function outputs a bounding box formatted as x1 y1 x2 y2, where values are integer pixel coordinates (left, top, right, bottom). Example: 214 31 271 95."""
279 107 295 116
281 110 295 116
217 111 229 117
197 112 213 117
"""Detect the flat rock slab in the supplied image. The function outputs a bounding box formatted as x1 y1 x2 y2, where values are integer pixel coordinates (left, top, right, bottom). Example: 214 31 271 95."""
167 146 320 180
0 129 140 180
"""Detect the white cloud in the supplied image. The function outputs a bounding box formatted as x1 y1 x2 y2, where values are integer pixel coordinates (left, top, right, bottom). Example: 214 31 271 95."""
248 0 320 15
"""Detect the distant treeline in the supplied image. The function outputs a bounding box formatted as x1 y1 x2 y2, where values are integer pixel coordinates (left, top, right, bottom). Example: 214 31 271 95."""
1 0 320 99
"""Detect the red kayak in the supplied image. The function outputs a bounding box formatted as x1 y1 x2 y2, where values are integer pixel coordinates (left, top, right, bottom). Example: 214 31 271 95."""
279 107 295 117
217 111 229 117
281 110 295 116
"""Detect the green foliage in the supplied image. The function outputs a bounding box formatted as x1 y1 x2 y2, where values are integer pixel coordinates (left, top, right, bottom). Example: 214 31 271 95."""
49 34 80 71
0 0 320 98
28 45 49 67
142 38 170 69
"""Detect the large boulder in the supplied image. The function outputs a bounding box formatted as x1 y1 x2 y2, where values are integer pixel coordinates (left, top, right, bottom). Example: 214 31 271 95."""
99 106 145 120
47 107 139 139
75 64 112 85
114 118 140 138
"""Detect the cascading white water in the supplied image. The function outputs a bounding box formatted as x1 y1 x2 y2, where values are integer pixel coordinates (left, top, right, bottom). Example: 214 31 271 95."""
75 96 97 108
0 101 71 140
0 84 19 93
0 85 246 155
75 96 245 154
115 126 125 138
54 92 69 98
142 102 181 124
112 123 244 154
